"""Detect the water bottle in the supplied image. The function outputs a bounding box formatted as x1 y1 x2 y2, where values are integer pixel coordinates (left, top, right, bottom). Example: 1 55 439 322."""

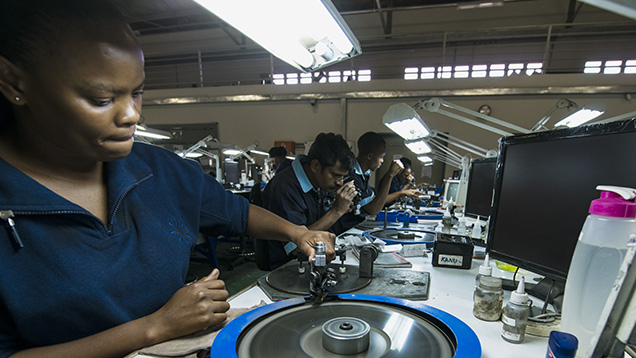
561 185 636 357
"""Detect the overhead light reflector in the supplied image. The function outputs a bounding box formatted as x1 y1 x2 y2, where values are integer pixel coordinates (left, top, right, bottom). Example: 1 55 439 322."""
194 0 361 72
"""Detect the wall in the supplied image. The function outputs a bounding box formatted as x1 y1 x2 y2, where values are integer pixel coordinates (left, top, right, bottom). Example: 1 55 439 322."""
141 73 636 185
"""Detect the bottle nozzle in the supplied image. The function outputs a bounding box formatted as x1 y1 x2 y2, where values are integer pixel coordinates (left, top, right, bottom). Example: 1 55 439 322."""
516 276 526 294
483 253 490 266
510 276 529 305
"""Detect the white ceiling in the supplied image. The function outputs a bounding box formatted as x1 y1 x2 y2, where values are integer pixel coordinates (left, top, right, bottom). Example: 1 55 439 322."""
110 0 636 89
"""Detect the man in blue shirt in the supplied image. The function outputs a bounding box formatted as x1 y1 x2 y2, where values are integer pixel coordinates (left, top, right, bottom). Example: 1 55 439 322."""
333 132 422 234
268 146 293 175
379 157 422 205
261 133 358 269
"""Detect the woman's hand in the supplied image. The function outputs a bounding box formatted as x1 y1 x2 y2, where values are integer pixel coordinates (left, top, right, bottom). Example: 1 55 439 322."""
146 269 230 343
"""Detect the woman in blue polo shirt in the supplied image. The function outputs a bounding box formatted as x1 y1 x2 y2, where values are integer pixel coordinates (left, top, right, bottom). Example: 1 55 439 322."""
0 1 335 357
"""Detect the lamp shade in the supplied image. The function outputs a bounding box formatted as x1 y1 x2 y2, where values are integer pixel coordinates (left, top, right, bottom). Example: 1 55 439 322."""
194 0 361 72
383 103 432 141
405 139 433 155
554 102 606 128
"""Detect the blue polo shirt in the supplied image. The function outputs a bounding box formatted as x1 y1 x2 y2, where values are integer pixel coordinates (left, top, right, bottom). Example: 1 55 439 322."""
0 142 249 356
332 160 374 235
379 175 403 194
261 155 324 269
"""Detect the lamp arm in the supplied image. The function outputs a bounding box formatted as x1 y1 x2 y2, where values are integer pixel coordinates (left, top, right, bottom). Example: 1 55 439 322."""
432 155 461 169
531 99 578 131
229 144 257 164
432 131 490 157
417 97 529 136
429 138 463 162
592 110 636 125
183 135 219 157
194 149 222 182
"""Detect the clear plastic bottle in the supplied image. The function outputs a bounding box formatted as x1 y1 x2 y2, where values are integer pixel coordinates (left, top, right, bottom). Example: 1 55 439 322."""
475 253 492 288
442 207 452 234
473 276 503 321
501 276 530 344
561 186 636 357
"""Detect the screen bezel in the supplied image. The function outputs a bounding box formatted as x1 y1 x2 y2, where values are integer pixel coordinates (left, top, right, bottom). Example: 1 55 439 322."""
487 119 636 281
464 157 497 219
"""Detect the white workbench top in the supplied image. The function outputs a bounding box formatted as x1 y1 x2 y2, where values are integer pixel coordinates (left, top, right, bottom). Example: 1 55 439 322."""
229 227 552 357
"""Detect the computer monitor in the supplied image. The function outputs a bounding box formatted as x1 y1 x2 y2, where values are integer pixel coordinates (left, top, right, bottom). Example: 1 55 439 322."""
464 157 497 218
487 119 636 302
223 161 240 184
443 179 460 204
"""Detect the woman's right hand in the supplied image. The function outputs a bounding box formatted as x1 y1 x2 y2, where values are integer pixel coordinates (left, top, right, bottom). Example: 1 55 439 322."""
145 269 230 343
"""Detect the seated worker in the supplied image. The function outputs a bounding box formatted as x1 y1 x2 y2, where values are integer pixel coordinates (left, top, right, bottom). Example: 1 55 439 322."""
332 132 423 234
379 157 422 204
261 133 358 270
268 146 293 175
0 2 335 357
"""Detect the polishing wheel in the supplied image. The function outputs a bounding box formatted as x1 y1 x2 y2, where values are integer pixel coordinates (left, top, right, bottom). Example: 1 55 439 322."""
365 228 437 245
212 294 481 358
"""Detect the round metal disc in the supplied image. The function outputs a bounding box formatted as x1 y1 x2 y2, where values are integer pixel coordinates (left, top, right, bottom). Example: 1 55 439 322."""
265 264 372 295
366 229 436 245
236 300 455 358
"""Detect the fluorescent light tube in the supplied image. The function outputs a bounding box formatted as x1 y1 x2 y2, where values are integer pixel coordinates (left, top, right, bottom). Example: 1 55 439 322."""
134 124 172 140
194 0 361 72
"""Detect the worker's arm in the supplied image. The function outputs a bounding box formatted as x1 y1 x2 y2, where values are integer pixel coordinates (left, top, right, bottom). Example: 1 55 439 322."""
245 204 336 262
10 270 229 358
360 160 404 215
385 188 425 203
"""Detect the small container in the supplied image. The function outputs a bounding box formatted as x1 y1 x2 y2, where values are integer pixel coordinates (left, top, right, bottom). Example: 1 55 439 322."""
473 276 503 321
471 215 482 239
501 276 530 344
442 208 452 234
546 331 578 358
475 253 493 288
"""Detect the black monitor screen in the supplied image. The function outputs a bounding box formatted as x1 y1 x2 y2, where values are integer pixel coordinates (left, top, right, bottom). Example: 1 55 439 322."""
223 161 240 184
464 157 497 218
487 119 636 281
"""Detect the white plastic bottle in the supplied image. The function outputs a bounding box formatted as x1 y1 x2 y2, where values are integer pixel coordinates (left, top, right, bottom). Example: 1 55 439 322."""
475 253 492 288
501 276 530 344
561 185 636 357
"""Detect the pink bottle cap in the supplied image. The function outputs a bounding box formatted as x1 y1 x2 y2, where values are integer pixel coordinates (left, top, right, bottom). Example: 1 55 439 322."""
589 188 636 218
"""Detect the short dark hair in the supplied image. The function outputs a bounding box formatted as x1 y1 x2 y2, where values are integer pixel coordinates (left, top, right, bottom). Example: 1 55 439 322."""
268 146 288 158
0 0 132 127
399 157 412 170
357 132 386 157
307 133 355 172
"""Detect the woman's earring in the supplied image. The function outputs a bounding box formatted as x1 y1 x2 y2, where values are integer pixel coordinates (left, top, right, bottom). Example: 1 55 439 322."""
13 96 20 102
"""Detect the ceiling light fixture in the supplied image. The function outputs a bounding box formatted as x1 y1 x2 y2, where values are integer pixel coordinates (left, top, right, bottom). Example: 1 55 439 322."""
134 124 172 140
194 0 362 72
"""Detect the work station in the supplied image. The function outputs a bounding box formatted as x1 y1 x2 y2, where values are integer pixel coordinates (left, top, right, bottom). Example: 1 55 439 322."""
1 0 636 357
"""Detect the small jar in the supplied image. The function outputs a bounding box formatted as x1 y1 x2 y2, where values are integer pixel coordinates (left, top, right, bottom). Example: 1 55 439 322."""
501 277 530 344
473 276 503 321
546 331 578 358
